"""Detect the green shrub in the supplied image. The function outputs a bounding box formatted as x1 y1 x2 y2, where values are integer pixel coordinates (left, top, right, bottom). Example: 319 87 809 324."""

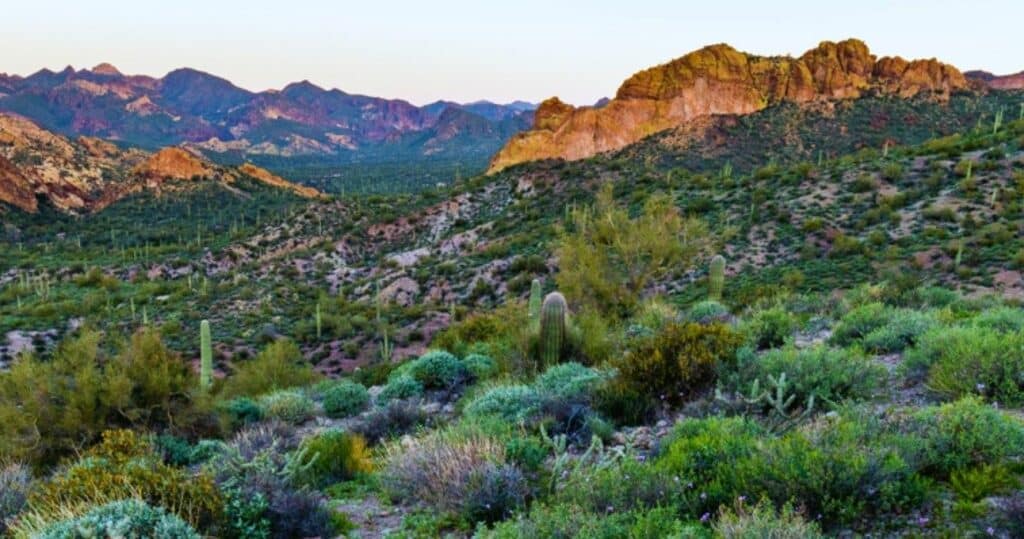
687 300 730 324
860 309 938 353
222 397 264 430
222 488 271 539
904 326 1024 403
400 350 470 389
26 430 221 532
221 339 319 398
742 306 796 349
615 322 743 404
377 375 424 402
321 381 370 419
258 390 315 424
293 429 372 488
465 385 540 423
0 329 213 466
905 397 1024 478
972 306 1024 333
829 302 893 346
725 345 884 410
555 456 683 515
478 503 701 539
462 353 498 380
534 362 607 401
714 500 824 539
34 500 200 539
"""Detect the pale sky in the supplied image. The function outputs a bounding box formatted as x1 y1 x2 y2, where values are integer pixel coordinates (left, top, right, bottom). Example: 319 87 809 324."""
3 0 1021 106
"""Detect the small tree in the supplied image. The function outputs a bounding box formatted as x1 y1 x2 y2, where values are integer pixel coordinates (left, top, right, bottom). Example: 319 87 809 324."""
555 184 711 318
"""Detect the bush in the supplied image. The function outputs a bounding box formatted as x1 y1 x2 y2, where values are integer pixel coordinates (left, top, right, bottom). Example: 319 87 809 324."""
829 302 893 346
293 429 372 487
465 385 540 423
904 326 1024 404
616 322 743 404
860 309 938 353
258 390 315 425
714 500 824 539
0 329 213 466
555 456 683 515
534 362 607 401
905 397 1024 478
34 500 200 539
377 374 424 402
352 400 430 444
221 339 320 398
206 423 333 539
381 427 526 521
742 306 796 349
222 397 264 430
725 345 885 409
222 488 271 539
321 381 370 418
26 430 221 532
400 350 470 390
972 306 1024 333
0 462 31 535
462 353 498 380
687 300 730 324
478 503 699 539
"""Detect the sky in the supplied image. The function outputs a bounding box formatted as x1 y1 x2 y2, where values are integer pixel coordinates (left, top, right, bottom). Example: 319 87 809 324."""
3 0 1022 106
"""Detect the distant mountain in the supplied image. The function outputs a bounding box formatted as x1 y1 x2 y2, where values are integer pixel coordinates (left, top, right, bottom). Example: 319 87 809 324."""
489 39 984 173
965 70 1024 90
0 112 320 214
0 64 536 172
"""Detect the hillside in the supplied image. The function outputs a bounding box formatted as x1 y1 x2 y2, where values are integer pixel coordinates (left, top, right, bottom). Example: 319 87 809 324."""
0 113 321 213
489 39 981 173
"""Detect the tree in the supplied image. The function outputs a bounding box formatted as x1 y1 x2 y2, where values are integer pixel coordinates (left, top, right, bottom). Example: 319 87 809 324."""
555 184 711 318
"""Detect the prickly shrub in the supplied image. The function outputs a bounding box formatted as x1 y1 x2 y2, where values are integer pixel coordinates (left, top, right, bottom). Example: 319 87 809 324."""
403 350 470 390
0 462 31 535
462 353 498 380
686 300 729 324
465 385 540 423
294 429 372 487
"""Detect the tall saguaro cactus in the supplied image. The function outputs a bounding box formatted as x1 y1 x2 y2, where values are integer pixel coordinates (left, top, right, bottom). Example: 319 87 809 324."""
528 279 543 332
200 320 213 391
539 292 568 368
708 254 726 302
315 303 322 340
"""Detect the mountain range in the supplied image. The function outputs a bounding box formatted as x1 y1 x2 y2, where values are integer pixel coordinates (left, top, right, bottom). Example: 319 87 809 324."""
0 64 535 171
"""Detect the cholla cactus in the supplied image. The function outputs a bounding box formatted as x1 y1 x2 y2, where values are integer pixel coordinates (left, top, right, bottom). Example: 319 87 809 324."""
708 254 726 302
539 292 568 368
200 320 213 391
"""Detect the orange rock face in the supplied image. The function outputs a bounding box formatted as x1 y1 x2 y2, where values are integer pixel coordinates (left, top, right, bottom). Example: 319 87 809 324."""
489 39 969 173
238 163 322 199
133 147 214 181
0 155 37 213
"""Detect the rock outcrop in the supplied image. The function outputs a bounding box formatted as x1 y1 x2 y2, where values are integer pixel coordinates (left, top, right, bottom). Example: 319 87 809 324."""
966 70 1024 90
237 163 322 199
489 39 970 173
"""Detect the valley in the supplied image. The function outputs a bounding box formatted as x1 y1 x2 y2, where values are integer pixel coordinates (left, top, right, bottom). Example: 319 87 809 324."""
3 36 1024 538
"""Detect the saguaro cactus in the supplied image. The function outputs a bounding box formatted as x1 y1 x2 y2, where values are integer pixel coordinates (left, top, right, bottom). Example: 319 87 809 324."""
200 320 213 391
528 279 543 332
539 292 568 368
708 255 726 301
315 303 322 340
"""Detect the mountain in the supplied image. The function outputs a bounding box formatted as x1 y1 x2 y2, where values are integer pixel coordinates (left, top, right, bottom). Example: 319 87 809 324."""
0 112 320 214
965 69 1024 90
488 39 975 173
0 64 535 182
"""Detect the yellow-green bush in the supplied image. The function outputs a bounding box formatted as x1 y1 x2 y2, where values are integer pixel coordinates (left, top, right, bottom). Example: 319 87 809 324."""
615 321 742 404
21 430 221 533
220 339 319 398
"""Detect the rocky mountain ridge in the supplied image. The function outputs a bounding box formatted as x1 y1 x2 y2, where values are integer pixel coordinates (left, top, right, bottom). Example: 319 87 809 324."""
488 39 986 172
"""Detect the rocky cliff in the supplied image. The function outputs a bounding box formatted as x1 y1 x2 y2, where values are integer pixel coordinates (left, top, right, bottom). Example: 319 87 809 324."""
488 39 970 173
